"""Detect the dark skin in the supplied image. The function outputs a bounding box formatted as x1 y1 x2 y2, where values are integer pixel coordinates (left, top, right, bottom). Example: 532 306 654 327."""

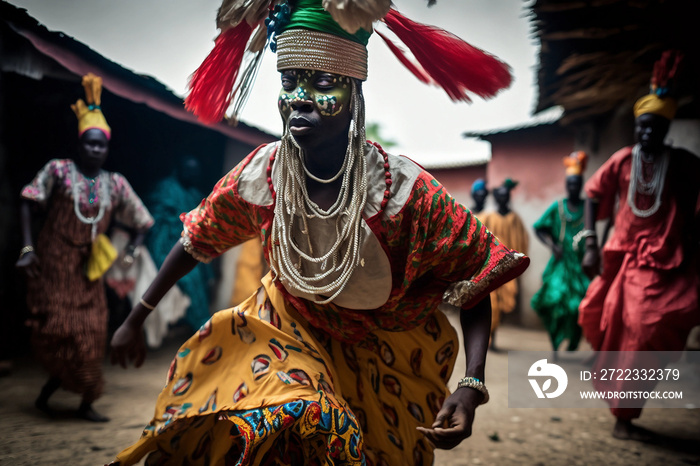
111 68 492 450
15 129 146 422
535 175 582 359
581 113 671 279
492 186 511 216
487 185 514 351
535 175 583 262
580 112 670 441
471 188 488 213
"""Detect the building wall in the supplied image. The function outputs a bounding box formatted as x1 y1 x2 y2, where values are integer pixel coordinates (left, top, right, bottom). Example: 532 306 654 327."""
429 165 488 209
484 125 576 329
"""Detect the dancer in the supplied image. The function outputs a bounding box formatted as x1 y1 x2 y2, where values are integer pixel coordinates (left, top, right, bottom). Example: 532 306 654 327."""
531 151 590 358
110 1 529 464
15 74 153 422
579 50 700 440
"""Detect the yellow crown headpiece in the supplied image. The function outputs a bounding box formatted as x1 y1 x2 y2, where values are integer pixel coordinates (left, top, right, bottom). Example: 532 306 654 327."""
71 73 111 139
563 151 587 176
633 50 683 121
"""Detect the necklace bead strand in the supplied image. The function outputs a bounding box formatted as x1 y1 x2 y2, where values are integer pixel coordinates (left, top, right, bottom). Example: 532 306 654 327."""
70 163 109 240
627 144 668 218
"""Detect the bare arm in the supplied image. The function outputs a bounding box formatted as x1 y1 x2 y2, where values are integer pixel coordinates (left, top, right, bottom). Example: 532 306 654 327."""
110 241 199 368
535 227 562 260
581 198 601 278
417 297 491 449
15 200 40 278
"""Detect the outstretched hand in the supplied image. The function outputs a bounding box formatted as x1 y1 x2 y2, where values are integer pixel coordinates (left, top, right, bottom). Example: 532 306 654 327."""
416 387 482 450
110 321 146 369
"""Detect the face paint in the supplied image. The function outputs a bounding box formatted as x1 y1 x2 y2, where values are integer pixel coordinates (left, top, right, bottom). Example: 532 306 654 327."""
278 70 352 121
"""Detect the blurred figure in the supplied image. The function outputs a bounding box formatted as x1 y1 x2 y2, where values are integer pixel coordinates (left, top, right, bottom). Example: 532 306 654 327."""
470 178 488 215
480 178 529 350
146 155 213 331
14 74 153 421
108 1 529 463
579 51 699 440
531 152 590 359
105 225 190 348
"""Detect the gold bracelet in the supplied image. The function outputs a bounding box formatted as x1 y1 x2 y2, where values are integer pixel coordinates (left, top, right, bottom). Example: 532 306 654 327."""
19 245 34 259
139 298 156 310
456 376 490 404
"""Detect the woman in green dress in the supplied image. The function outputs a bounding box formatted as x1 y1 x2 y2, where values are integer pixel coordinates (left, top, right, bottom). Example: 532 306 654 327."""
531 151 590 357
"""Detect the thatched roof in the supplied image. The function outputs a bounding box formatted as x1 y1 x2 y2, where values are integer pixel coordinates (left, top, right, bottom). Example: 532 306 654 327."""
530 0 699 125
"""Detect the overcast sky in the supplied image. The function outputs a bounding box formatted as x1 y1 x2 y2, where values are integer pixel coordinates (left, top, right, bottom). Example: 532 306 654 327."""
7 0 540 166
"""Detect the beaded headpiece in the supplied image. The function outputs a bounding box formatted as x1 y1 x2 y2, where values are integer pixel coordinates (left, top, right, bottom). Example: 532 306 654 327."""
563 151 587 177
185 0 513 124
633 50 683 121
71 73 111 140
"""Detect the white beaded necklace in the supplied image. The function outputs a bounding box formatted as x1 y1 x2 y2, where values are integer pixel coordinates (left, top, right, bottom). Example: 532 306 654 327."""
269 80 367 304
70 161 109 240
627 144 669 218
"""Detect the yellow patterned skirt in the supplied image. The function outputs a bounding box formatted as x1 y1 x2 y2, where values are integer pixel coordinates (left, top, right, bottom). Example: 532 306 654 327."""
113 274 458 465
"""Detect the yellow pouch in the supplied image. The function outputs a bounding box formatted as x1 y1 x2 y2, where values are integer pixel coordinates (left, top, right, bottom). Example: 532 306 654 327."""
87 233 118 281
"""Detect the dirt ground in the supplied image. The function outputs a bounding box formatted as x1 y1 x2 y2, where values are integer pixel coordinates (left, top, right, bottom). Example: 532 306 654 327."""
0 320 698 466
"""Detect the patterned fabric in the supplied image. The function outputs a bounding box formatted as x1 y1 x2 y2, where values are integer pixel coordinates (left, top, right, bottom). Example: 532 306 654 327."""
531 199 590 351
579 146 700 419
146 175 212 330
114 142 529 465
21 159 154 229
115 273 455 466
21 159 153 401
181 143 529 343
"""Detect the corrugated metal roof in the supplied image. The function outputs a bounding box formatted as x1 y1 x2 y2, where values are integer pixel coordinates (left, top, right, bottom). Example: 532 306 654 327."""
0 1 275 145
462 106 563 138
420 154 489 170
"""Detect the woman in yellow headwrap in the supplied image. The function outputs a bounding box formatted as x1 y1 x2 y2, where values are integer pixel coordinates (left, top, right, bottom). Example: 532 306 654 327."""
109 1 529 464
579 50 700 440
15 74 154 422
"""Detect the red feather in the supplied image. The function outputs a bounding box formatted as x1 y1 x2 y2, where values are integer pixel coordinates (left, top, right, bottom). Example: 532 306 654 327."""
651 49 683 91
382 9 512 102
375 30 431 84
185 22 254 124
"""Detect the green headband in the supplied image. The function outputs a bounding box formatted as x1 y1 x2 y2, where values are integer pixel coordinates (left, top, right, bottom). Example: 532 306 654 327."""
282 0 372 45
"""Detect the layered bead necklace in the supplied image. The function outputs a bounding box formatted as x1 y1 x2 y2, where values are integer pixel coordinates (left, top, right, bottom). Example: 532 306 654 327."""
268 80 372 304
70 161 109 240
627 144 669 218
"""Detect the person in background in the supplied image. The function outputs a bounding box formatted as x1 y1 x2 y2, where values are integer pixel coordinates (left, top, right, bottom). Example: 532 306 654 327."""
470 178 488 215
531 151 590 359
146 154 213 331
15 74 153 422
109 1 529 464
579 50 700 440
479 178 529 350
105 224 191 348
